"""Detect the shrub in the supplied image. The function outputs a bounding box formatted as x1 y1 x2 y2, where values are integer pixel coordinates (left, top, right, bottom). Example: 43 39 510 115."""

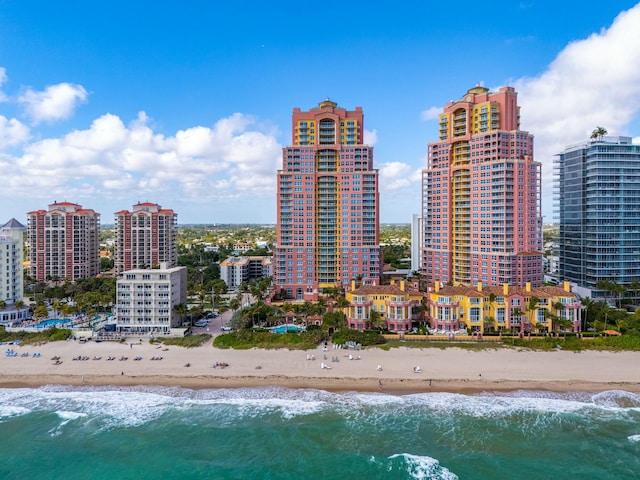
0 326 73 344
155 334 212 348
332 329 386 347
213 329 326 350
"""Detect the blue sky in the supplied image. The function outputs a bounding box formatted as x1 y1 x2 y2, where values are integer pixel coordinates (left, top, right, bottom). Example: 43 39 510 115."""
2 1 640 224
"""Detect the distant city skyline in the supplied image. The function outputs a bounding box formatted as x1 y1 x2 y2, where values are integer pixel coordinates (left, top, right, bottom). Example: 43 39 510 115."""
1 1 640 224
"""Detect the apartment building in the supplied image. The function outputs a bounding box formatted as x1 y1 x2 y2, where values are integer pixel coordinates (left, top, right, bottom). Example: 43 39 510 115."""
114 202 177 274
27 201 100 281
556 136 640 301
219 256 273 291
274 99 381 301
0 218 26 304
115 263 187 335
422 86 542 287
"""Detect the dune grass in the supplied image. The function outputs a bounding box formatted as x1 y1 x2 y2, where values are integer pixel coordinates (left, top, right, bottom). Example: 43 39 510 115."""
0 326 72 345
213 329 327 350
153 334 212 348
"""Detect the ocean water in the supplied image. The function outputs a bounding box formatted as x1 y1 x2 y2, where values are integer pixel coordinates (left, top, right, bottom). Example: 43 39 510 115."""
1 387 639 480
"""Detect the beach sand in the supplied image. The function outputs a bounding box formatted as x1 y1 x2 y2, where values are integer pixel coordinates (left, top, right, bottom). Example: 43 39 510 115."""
1 339 639 394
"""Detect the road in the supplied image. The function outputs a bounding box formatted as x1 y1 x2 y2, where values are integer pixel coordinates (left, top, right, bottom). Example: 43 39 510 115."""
190 308 234 338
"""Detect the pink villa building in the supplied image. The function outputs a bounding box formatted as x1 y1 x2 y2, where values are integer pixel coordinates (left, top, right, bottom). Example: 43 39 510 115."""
421 86 542 287
114 202 177 274
274 99 381 301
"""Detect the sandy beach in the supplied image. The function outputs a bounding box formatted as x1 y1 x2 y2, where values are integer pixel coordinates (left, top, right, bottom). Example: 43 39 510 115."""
1 338 639 393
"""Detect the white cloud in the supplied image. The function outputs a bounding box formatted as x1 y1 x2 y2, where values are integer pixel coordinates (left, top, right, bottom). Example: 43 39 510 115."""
4 111 281 209
18 82 88 124
364 128 378 145
420 106 441 121
0 67 7 102
0 116 29 148
515 3 640 194
378 161 422 193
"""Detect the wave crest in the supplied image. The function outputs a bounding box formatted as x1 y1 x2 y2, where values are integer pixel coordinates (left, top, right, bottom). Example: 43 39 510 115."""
388 453 459 479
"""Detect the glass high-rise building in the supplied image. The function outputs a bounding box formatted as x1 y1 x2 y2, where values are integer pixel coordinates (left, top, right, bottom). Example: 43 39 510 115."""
274 99 381 301
421 86 543 287
556 136 640 300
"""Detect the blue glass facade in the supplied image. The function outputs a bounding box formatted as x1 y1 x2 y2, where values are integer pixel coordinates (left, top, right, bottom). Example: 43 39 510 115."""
556 137 640 300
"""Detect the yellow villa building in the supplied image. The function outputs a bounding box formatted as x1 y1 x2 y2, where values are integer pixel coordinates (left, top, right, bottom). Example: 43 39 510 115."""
345 280 424 331
426 281 581 334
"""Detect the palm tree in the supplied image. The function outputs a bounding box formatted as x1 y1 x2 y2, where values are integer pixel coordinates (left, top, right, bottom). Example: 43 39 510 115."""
601 304 613 332
229 298 240 315
333 296 350 331
526 296 539 334
0 300 6 309
590 126 608 141
34 305 48 320
597 280 625 308
483 315 495 334
543 309 558 334
173 303 189 327
510 307 524 335
368 310 385 330
630 279 640 304
579 297 594 331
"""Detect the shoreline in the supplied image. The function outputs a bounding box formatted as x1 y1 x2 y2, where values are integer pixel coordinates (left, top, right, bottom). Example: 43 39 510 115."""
1 373 639 395
2 340 640 395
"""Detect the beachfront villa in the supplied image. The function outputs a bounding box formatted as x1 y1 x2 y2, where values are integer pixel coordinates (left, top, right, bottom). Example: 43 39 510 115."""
114 264 187 335
426 281 581 334
344 280 423 331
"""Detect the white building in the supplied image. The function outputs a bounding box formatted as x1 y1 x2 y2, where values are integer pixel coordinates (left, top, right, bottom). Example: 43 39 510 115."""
1 218 25 304
0 218 30 325
115 263 187 335
220 256 273 290
411 214 422 273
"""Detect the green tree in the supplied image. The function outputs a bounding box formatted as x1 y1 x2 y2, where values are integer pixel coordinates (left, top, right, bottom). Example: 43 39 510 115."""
369 310 385 330
100 256 114 272
590 126 608 141
483 315 495 333
173 303 189 326
526 296 539 333
34 305 48 319
510 307 524 334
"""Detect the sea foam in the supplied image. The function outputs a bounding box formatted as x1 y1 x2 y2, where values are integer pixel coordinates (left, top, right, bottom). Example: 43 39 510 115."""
1 386 639 433
388 453 459 480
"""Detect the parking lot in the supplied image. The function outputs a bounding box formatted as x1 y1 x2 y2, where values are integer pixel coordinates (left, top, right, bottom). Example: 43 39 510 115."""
188 309 234 337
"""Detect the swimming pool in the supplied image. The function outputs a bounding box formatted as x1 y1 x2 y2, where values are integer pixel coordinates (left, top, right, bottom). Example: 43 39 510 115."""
37 318 72 328
270 324 306 333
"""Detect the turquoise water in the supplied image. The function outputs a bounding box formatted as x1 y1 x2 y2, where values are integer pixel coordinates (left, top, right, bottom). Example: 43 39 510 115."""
1 387 639 479
271 324 306 333
37 318 72 328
